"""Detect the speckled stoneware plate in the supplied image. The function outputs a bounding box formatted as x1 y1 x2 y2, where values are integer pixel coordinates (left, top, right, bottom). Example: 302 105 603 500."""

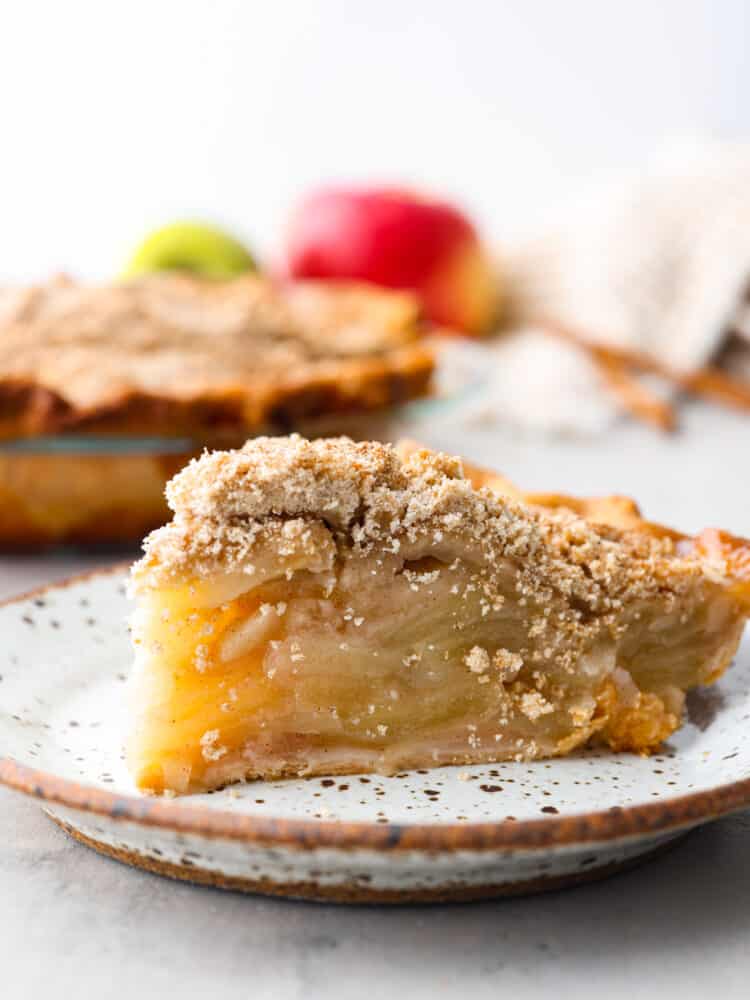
2 566 750 903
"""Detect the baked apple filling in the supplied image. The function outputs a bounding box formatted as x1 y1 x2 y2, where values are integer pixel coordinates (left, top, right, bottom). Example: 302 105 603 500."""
128 435 750 794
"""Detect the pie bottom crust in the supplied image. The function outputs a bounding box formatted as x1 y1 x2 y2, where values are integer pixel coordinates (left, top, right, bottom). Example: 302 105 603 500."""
0 450 193 547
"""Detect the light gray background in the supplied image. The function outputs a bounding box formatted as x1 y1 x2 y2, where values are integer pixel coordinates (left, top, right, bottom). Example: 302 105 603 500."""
1 0 748 279
2 407 750 999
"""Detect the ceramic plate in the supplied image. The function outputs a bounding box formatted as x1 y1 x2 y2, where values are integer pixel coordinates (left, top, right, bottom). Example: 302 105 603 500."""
2 566 750 903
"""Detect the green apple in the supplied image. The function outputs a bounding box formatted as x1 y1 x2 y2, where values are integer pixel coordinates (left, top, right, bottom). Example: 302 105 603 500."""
122 221 256 279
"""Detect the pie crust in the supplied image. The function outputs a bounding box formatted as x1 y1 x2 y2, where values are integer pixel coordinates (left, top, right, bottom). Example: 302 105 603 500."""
0 274 433 439
127 435 750 794
0 446 202 547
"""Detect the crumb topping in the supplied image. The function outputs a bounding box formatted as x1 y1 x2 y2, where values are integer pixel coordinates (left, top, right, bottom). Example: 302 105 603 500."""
494 649 524 681
199 729 227 762
0 275 430 436
134 435 724 672
464 646 491 674
519 691 555 720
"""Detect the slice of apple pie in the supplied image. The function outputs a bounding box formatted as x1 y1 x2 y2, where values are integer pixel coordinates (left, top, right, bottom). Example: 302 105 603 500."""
128 435 750 794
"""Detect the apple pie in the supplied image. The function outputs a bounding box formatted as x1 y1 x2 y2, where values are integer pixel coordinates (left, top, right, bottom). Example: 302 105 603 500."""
127 435 750 794
0 273 433 439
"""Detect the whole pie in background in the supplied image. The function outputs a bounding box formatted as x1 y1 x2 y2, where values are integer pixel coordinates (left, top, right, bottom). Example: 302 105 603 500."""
0 273 433 438
0 275 433 547
127 434 750 795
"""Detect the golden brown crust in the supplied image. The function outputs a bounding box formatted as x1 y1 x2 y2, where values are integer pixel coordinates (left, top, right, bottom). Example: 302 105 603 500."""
395 440 661 535
0 274 434 439
434 444 671 534
690 528 750 607
433 446 750 613
0 449 195 548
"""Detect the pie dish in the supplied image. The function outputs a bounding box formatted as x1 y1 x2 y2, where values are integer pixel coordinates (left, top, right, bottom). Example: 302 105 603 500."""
0 273 433 546
0 437 207 548
0 273 433 439
127 435 750 795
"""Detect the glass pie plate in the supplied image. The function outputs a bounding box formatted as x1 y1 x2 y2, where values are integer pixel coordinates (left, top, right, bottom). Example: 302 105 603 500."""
0 435 211 549
0 356 485 550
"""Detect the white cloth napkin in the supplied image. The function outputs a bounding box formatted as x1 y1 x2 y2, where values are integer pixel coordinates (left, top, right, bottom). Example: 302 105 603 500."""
456 141 750 434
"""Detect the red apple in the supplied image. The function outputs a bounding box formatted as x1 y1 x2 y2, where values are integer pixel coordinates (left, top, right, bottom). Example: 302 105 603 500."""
284 187 497 336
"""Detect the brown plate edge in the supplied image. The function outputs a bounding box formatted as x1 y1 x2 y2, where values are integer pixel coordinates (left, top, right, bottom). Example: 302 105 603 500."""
52 816 689 903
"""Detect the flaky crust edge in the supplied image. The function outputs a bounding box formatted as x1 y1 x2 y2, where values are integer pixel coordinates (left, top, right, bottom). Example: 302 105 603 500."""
0 345 433 439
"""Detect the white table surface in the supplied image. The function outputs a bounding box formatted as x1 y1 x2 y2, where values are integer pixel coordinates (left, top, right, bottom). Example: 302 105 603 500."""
2 405 750 1000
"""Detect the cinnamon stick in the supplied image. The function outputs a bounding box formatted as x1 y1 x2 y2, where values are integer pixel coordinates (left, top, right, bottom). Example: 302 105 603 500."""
541 318 750 418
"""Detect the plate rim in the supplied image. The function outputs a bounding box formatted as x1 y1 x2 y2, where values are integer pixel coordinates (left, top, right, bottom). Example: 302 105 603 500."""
2 564 750 854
